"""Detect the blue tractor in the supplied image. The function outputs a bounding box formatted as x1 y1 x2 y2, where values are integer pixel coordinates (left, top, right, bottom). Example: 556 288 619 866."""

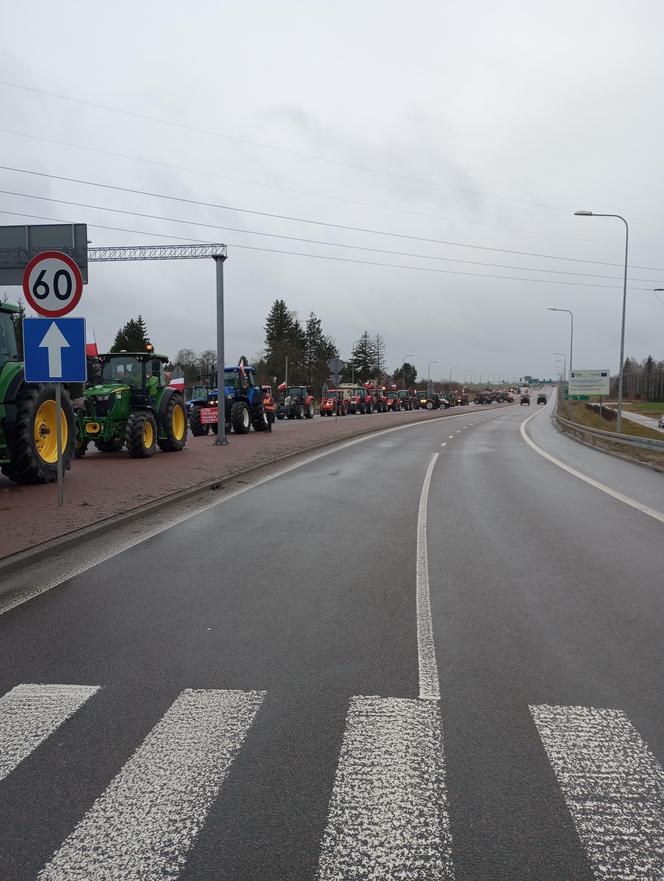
188 366 270 435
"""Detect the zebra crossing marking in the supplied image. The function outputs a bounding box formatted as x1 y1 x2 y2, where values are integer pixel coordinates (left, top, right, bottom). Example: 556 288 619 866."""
0 683 98 783
38 688 264 881
531 703 664 880
316 695 455 880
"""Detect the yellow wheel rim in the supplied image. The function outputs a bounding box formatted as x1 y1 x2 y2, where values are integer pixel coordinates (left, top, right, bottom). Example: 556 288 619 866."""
143 420 154 448
172 404 185 440
33 400 67 464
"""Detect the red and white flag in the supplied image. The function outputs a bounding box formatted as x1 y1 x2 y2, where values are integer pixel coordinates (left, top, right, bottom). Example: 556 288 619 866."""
86 331 98 357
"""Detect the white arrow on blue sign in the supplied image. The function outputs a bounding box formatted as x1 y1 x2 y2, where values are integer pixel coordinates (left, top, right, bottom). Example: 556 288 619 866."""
23 318 87 383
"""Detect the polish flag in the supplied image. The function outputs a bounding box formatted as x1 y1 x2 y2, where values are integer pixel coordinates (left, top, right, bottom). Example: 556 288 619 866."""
169 377 185 391
86 331 98 357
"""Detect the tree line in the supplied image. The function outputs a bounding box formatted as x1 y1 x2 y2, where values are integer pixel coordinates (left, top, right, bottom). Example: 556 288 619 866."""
109 304 420 392
618 356 664 401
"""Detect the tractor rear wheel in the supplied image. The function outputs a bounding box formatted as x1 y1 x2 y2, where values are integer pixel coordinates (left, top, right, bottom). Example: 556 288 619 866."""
231 400 251 434
158 394 188 451
126 411 157 458
2 384 75 484
94 438 124 453
188 405 209 437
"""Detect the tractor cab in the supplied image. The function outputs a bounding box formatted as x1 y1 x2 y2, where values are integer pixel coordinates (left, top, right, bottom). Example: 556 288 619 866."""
0 302 19 372
98 353 167 405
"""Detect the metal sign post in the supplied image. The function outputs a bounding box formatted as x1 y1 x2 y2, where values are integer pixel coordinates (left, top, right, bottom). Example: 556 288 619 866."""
214 255 228 445
55 384 64 506
23 317 87 507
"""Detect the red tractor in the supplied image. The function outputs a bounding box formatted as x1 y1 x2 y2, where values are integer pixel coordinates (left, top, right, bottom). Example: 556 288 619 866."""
320 389 349 416
385 390 401 412
276 384 316 419
345 388 362 414
361 383 388 413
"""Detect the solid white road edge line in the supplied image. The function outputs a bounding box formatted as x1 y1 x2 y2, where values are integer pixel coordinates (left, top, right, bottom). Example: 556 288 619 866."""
38 688 265 881
0 410 489 618
520 409 664 525
416 453 441 701
530 704 664 880
315 696 455 881
0 684 99 783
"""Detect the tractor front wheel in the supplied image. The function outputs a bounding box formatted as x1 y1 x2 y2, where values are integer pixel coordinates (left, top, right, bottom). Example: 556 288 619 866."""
251 404 269 432
188 406 209 437
295 403 305 419
126 411 157 458
231 401 251 434
305 403 314 418
2 384 75 484
158 394 188 452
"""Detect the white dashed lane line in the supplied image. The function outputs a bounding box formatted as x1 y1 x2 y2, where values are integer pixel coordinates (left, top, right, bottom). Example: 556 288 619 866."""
440 443 447 447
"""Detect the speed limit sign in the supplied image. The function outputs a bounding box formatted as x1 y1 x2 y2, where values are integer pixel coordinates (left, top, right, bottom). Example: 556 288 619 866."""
22 251 84 317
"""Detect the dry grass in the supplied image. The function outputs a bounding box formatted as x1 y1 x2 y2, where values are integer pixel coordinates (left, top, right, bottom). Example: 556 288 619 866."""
622 401 664 415
559 401 664 468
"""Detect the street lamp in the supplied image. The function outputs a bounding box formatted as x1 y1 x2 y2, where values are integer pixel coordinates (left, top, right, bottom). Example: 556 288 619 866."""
548 307 574 415
554 352 567 380
401 353 414 391
449 366 459 387
575 210 629 432
427 360 439 396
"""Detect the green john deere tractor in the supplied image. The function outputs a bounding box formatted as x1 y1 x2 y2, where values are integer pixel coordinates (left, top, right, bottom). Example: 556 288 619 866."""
0 300 76 483
75 352 187 458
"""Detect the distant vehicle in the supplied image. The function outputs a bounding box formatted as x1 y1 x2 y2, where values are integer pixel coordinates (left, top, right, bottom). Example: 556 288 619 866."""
658 414 664 428
520 393 531 406
385 391 401 412
320 390 349 416
397 389 416 411
537 393 547 405
276 385 315 420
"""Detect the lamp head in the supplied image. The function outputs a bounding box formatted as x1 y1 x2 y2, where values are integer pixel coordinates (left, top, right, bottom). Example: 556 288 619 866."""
574 210 593 216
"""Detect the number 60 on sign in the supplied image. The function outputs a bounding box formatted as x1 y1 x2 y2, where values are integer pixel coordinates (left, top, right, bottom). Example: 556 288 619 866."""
22 250 84 318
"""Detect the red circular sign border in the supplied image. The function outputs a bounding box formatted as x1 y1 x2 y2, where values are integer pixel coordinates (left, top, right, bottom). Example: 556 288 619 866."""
22 250 84 317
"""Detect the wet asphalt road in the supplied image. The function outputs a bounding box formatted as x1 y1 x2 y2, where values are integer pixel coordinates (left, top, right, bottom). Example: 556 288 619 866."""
0 395 663 880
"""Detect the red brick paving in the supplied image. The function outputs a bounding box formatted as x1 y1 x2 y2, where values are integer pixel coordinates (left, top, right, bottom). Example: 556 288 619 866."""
0 407 490 559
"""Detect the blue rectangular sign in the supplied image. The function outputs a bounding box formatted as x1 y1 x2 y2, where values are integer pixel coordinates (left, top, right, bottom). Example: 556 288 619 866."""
23 318 87 383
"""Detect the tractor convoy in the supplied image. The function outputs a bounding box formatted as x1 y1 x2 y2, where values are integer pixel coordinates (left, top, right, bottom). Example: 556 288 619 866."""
0 297 522 486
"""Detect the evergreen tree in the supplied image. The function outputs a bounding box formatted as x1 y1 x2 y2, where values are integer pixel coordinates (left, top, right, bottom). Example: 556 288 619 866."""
264 299 305 381
393 362 417 388
351 331 378 382
110 315 151 352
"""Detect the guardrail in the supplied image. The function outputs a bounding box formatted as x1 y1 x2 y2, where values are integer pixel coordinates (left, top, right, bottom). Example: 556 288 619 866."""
555 411 664 453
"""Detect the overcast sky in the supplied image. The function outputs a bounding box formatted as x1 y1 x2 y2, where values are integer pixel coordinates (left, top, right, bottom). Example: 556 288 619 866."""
1 0 663 383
